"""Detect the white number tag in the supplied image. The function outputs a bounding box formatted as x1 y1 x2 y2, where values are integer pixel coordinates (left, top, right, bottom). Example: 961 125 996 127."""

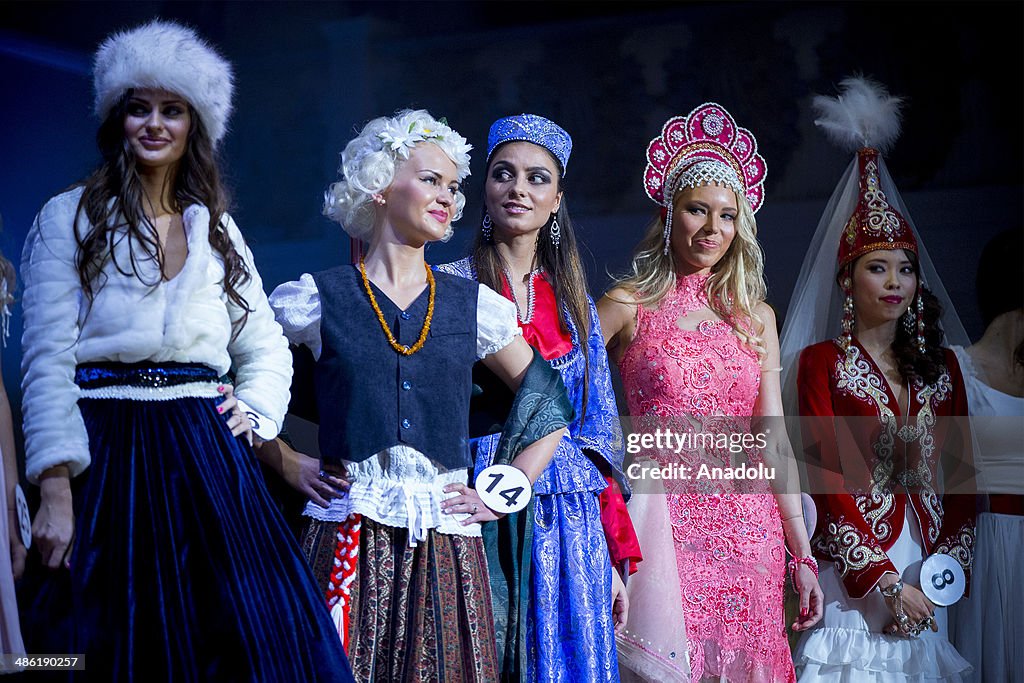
15 484 31 549
476 464 532 514
920 552 965 606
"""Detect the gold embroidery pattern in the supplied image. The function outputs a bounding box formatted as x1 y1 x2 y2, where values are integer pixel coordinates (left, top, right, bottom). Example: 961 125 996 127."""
844 215 858 246
822 519 889 577
665 141 745 186
829 348 960 559
856 490 894 541
934 523 975 573
900 378 934 492
907 370 952 544
835 345 897 541
862 159 902 240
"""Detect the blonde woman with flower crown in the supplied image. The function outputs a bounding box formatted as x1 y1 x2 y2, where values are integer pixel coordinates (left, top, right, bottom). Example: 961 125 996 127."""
265 109 571 681
598 104 822 682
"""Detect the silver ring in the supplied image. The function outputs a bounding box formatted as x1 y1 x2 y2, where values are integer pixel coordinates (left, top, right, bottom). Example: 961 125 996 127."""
472 504 479 513
318 470 327 480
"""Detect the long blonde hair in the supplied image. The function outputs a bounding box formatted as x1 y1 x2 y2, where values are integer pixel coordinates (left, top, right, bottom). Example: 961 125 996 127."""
610 185 768 359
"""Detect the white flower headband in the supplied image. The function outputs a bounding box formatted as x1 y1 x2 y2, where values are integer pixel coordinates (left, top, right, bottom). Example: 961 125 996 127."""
377 116 472 180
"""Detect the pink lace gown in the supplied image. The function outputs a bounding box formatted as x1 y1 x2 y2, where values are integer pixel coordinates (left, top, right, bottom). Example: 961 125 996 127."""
618 273 794 682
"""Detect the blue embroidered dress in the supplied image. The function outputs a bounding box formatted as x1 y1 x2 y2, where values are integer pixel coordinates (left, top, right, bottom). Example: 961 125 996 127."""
438 257 628 682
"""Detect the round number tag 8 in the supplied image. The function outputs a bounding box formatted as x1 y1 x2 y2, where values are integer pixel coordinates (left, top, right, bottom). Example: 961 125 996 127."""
475 464 532 514
920 552 966 606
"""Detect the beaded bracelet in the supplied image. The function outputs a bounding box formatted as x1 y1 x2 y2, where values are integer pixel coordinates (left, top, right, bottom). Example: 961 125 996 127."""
878 580 909 631
787 556 819 582
879 578 904 598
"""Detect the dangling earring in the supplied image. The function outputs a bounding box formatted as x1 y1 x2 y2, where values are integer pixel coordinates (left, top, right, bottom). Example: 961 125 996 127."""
840 277 855 353
482 213 493 243
549 216 561 249
914 292 926 353
901 307 915 336
661 203 674 256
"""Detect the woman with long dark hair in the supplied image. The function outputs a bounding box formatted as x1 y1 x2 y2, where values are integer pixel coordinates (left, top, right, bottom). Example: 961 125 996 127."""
21 21 352 680
438 113 640 681
782 78 975 682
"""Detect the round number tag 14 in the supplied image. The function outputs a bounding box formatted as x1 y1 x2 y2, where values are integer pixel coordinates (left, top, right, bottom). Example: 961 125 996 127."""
476 464 532 514
920 552 965 606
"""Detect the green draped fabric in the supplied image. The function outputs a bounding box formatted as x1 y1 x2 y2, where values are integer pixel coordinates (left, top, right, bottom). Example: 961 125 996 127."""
482 347 574 680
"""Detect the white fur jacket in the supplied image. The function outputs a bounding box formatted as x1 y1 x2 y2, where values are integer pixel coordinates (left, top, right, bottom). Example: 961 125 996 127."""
20 187 291 483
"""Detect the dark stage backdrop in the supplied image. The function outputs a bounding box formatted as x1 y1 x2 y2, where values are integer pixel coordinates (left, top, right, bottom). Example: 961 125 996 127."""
1 0 1021 446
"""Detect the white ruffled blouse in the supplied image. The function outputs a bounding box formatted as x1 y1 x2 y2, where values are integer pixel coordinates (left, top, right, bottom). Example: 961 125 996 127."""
269 273 521 544
21 187 292 483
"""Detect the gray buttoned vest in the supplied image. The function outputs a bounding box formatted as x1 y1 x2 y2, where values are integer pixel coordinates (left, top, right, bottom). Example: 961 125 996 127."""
311 265 478 470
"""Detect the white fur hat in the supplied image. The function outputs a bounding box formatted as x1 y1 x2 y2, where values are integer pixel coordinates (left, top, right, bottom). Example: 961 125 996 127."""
93 20 234 145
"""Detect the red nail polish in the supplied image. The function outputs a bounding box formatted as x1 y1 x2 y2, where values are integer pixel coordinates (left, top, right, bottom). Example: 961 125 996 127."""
217 406 224 413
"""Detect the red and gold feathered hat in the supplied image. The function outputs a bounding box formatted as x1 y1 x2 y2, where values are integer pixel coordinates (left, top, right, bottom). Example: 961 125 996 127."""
813 77 927 351
812 78 916 270
837 148 917 268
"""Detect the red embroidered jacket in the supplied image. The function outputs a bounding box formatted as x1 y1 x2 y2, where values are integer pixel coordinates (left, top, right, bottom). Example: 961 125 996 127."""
797 339 975 599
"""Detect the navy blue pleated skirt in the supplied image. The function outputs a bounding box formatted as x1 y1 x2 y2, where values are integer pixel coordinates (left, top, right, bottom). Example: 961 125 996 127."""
24 363 353 682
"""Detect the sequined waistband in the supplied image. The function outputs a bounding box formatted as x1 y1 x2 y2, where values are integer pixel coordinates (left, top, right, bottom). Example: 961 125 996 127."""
75 362 223 401
75 362 220 389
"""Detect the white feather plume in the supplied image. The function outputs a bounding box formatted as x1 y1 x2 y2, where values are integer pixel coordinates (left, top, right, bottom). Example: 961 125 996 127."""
812 76 904 153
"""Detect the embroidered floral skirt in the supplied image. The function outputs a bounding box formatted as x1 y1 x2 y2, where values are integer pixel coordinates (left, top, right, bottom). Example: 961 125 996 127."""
669 492 794 682
304 515 499 683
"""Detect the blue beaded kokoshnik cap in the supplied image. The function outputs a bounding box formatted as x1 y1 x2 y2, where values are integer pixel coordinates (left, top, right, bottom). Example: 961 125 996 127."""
486 113 572 175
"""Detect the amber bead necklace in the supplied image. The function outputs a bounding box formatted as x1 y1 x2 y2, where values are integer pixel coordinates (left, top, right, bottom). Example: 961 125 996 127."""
359 258 435 355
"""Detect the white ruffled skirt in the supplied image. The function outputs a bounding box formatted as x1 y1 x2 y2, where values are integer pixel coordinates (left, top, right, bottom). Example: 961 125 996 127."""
949 512 1024 682
795 507 972 682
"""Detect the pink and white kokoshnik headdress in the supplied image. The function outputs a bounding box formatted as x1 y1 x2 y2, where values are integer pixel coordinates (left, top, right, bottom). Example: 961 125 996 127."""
643 103 767 254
